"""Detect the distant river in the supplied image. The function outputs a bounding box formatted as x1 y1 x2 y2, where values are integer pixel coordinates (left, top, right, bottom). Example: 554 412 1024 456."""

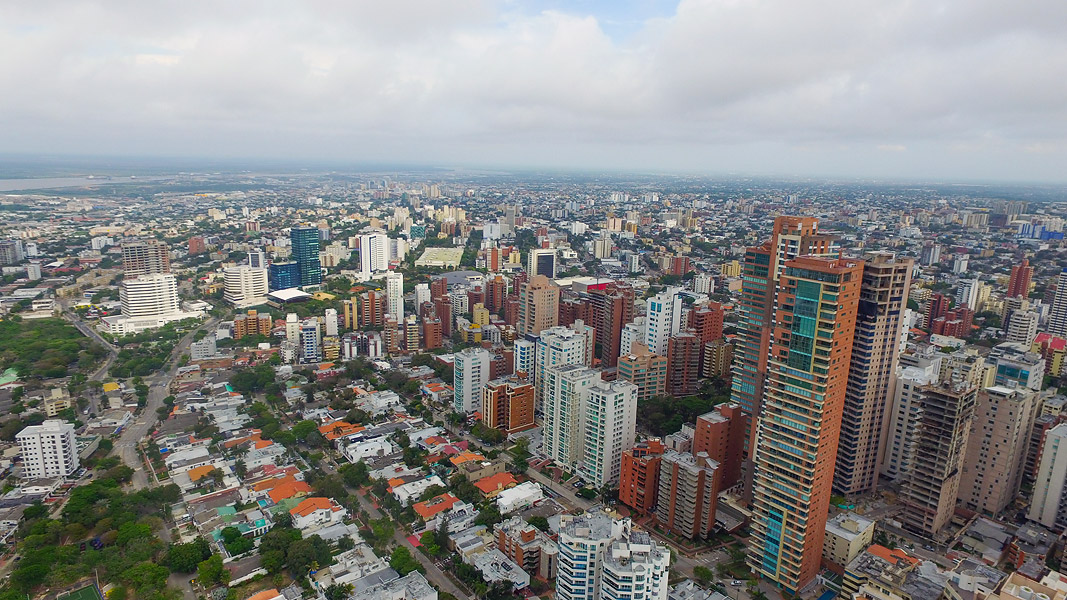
0 176 165 192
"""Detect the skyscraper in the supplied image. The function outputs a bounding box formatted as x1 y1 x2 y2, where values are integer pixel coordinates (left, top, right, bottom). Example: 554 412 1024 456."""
290 226 322 287
121 239 170 276
454 347 491 415
644 287 682 356
729 217 839 462
579 380 638 487
958 386 1038 517
518 275 560 336
654 451 720 540
666 332 701 397
269 261 300 291
223 265 269 308
1008 258 1033 298
1050 270 1067 336
16 420 78 479
527 248 557 279
534 325 590 410
556 514 669 600
588 282 636 367
385 271 404 320
833 252 913 496
1028 423 1067 530
747 256 861 595
898 381 977 537
542 364 599 469
618 342 667 403
358 232 390 275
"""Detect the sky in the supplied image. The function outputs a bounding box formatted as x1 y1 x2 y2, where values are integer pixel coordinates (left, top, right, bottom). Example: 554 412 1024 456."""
2 1 1066 182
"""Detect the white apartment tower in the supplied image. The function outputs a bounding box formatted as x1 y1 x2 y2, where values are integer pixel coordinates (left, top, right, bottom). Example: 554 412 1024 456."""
579 380 638 488
1050 269 1067 337
514 339 536 377
644 288 682 356
543 364 600 469
1029 423 1067 529
534 326 590 412
223 266 269 308
455 347 491 414
385 271 404 321
881 351 942 481
17 420 78 479
414 283 431 310
556 514 669 600
359 232 390 275
121 273 180 319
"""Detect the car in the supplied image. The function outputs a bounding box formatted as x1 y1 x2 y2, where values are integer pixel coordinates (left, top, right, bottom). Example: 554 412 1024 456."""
573 481 584 488
731 581 743 586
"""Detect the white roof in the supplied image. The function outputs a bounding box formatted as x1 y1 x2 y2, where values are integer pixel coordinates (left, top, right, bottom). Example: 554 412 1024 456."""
268 288 312 302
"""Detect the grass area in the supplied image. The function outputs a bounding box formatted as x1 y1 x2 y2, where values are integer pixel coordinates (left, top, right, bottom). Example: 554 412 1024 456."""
0 317 108 379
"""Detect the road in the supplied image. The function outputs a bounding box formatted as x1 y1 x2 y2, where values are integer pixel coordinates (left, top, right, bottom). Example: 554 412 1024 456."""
352 488 471 600
62 310 120 415
113 317 219 490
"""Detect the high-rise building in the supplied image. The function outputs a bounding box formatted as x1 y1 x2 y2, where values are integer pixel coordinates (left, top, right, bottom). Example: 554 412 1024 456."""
556 514 669 600
1008 259 1034 298
121 273 180 319
422 316 442 350
618 342 667 403
689 303 724 344
16 419 78 479
579 380 638 488
542 364 599 469
881 350 943 481
414 283 431 311
121 240 170 276
404 314 419 351
654 451 720 540
290 226 322 287
619 440 666 515
248 249 266 268
300 318 322 363
748 256 861 595
1049 270 1067 337
833 252 913 496
527 248 557 279
385 271 404 320
223 266 269 308
454 347 491 415
666 332 701 397
188 236 207 255
360 290 387 328
692 404 746 490
589 282 635 368
729 217 838 461
1028 423 1067 530
533 326 589 411
1006 311 1039 346
898 381 977 537
644 287 682 356
514 338 536 377
269 261 300 291
0 240 25 265
482 377 536 434
358 232 390 275
958 386 1038 517
518 275 560 336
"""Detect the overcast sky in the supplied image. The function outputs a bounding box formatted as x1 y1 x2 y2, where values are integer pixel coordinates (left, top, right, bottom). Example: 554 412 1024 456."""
2 1 1066 182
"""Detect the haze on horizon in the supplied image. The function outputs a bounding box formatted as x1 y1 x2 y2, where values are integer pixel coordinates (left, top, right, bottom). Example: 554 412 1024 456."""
2 1 1066 183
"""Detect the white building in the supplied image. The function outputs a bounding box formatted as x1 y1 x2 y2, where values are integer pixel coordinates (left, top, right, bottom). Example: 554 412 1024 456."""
300 318 322 363
415 283 431 309
290 497 348 531
1051 270 1067 337
692 273 714 295
644 287 682 355
527 248 557 279
956 278 981 309
386 271 404 321
358 232 390 275
223 266 269 308
534 326 590 412
1006 311 1039 346
543 364 600 469
514 339 535 377
620 317 646 359
496 481 545 514
324 308 339 337
102 273 201 334
455 347 491 414
349 572 437 600
579 380 638 487
557 513 669 600
16 420 78 479
1029 423 1067 529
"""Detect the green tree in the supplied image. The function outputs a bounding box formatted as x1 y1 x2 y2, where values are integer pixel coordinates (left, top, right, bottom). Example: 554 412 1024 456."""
389 546 424 575
197 555 229 586
166 538 212 573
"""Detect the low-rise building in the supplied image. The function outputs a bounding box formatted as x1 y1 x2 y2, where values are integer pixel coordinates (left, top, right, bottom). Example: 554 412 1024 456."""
823 512 875 569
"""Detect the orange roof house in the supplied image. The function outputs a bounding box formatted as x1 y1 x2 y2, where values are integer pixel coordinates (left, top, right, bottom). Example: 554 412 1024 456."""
449 451 486 467
318 421 364 441
413 493 460 520
290 497 343 518
474 472 517 498
268 480 311 503
244 589 283 600
187 464 218 482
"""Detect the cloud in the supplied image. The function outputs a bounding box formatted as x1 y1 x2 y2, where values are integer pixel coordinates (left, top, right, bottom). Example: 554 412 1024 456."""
0 0 1066 181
